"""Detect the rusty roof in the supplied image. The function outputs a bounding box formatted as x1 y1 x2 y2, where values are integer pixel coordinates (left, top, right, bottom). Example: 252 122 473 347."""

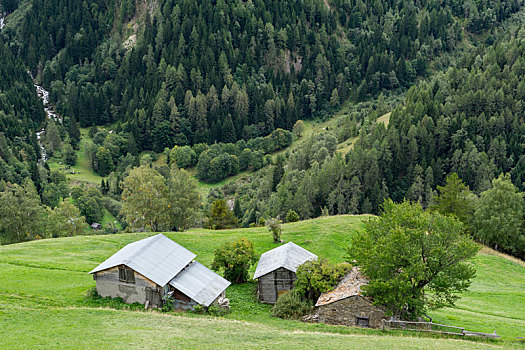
315 267 368 307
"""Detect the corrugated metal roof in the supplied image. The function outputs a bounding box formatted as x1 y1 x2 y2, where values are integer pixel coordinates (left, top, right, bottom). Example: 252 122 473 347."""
315 267 368 307
253 242 317 279
169 261 231 307
89 234 196 287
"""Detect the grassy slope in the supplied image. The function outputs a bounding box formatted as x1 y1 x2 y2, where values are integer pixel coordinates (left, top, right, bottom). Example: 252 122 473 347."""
0 215 524 348
47 129 104 186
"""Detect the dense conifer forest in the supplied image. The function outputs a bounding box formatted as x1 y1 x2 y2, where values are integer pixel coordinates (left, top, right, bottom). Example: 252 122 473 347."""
0 40 44 188
2 0 522 151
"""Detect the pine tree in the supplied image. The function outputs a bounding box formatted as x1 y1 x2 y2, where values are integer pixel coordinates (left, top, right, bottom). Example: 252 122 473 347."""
221 114 237 143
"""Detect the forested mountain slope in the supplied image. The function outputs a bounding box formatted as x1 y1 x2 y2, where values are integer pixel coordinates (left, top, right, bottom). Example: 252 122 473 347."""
1 0 521 153
227 29 525 231
0 39 44 187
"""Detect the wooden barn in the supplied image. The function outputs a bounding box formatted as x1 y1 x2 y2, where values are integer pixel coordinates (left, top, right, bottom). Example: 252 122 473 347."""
315 267 385 328
89 234 230 309
253 242 317 304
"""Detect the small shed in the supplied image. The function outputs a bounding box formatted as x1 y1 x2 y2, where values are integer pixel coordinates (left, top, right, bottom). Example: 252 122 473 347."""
91 223 102 230
89 234 230 309
315 267 385 328
253 242 317 304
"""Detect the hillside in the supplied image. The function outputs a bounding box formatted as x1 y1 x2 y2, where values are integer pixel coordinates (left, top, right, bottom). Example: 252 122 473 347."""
1 215 524 348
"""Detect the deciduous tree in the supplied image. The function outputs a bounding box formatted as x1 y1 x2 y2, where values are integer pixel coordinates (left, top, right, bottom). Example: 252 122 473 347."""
120 165 169 232
167 167 201 231
0 180 45 244
473 174 525 257
348 199 479 319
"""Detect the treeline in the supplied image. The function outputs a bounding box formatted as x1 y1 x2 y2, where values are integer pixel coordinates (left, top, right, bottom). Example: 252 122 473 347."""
222 30 525 241
78 123 292 183
171 128 292 182
4 0 520 154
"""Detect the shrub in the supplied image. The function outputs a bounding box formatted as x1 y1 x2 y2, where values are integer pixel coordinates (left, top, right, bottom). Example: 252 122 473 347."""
191 304 230 317
161 297 175 312
211 238 257 283
271 290 313 320
295 259 351 302
286 209 300 223
266 218 282 243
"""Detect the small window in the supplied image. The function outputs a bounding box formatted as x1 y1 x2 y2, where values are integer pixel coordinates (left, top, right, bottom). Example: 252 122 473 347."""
356 316 370 327
119 266 135 284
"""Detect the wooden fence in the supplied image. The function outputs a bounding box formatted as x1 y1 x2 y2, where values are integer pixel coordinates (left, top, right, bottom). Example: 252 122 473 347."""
381 320 500 339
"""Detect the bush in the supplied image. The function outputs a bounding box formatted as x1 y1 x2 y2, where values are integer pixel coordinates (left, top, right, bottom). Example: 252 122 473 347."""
295 259 351 302
161 297 176 312
85 287 143 311
211 238 257 283
266 218 282 243
271 289 313 320
286 209 300 223
191 304 230 317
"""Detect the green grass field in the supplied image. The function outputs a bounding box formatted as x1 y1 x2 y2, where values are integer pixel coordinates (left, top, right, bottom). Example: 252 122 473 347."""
0 215 524 349
47 129 104 186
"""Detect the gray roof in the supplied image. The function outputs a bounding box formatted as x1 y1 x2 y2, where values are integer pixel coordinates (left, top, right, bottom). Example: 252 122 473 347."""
169 261 231 307
253 242 317 279
89 234 196 287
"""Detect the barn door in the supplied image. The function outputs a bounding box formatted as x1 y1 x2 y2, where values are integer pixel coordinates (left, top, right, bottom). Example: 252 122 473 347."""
275 269 292 298
146 287 153 304
145 287 161 308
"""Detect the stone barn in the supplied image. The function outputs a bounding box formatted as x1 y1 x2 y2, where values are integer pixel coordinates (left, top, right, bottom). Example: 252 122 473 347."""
315 267 385 328
89 234 230 309
253 242 317 304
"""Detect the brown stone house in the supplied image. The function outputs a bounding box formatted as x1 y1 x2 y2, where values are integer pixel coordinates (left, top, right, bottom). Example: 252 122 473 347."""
315 267 385 328
253 242 317 304
89 234 230 309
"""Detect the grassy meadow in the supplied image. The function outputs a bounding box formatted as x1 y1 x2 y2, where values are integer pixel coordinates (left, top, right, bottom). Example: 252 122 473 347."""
0 215 524 349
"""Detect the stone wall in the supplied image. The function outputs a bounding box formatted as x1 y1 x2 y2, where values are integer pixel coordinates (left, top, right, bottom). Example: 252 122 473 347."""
316 295 385 328
94 266 161 307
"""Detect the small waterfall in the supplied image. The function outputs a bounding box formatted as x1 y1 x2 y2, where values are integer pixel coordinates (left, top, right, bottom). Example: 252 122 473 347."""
0 7 5 30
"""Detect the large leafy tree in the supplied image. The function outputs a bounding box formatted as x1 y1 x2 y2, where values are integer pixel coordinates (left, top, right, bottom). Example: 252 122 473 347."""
47 199 88 237
167 167 201 231
120 165 169 232
347 199 479 319
0 180 45 244
473 174 525 258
